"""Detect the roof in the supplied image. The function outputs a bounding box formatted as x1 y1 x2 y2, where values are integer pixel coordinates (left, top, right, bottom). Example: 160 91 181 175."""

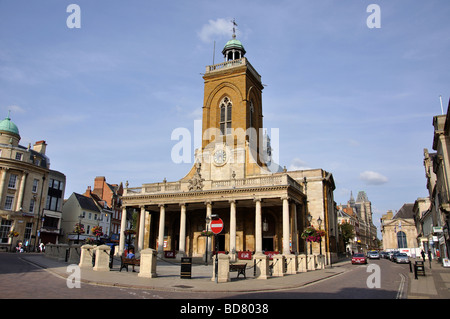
0 116 20 136
222 38 246 55
73 193 101 213
394 203 415 219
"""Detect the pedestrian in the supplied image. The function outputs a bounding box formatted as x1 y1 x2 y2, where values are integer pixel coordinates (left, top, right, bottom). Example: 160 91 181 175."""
428 249 432 268
126 247 137 272
421 249 425 261
39 243 45 253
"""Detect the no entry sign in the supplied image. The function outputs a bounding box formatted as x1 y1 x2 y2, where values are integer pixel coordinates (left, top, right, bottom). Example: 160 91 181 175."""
210 218 224 234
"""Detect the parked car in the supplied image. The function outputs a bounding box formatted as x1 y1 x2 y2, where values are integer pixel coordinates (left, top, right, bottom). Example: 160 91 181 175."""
352 253 367 265
380 251 388 259
391 251 401 262
368 251 380 259
395 253 409 264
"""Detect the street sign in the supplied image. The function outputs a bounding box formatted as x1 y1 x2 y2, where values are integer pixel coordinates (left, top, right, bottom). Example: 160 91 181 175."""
210 218 224 234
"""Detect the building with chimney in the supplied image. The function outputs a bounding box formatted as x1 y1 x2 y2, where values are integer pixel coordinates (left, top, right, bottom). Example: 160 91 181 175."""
0 115 65 251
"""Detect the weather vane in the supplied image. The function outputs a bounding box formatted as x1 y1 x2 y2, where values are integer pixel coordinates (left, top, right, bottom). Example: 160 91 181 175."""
231 18 237 39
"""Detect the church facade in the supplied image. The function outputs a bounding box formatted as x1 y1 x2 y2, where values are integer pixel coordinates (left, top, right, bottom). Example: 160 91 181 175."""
120 32 338 263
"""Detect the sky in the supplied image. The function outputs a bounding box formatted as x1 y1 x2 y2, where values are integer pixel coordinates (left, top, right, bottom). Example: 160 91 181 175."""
1 0 450 237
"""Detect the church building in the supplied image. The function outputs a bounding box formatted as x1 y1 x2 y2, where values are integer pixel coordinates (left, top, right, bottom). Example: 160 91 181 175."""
121 29 338 264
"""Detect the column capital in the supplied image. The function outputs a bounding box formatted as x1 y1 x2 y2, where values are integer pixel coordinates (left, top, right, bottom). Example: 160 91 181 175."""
204 200 213 206
253 197 262 203
179 202 187 208
158 204 166 208
281 195 290 201
229 199 236 204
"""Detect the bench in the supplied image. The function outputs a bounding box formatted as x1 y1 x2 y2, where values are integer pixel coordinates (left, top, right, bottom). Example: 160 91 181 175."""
229 263 246 279
120 256 140 272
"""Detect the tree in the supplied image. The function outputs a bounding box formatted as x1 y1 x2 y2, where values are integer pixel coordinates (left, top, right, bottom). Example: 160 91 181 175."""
339 222 355 249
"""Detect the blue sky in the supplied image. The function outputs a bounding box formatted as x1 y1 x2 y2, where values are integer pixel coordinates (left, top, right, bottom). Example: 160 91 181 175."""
1 1 450 236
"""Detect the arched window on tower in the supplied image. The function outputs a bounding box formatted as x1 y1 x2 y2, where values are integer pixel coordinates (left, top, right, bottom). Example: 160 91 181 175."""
220 97 232 135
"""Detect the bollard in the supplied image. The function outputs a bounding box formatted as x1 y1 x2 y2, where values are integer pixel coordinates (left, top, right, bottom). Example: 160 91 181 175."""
93 245 111 271
79 245 95 268
68 245 81 264
212 254 230 283
272 254 285 277
253 253 269 280
138 248 157 278
285 254 297 274
57 244 69 262
307 254 316 271
297 254 307 272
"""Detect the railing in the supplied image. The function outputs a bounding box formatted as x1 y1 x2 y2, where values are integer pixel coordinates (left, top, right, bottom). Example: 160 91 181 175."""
205 58 261 82
124 174 303 196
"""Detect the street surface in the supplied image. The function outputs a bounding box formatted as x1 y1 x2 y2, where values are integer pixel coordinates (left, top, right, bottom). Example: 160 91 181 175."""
0 253 411 299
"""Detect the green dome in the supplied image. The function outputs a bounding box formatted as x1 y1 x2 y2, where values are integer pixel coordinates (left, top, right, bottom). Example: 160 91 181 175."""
222 38 246 55
0 116 20 136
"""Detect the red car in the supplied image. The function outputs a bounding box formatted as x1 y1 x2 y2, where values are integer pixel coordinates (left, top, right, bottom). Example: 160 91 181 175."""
352 253 367 265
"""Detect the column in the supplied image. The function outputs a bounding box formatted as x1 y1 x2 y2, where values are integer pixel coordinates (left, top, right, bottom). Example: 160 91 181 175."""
177 203 187 259
119 207 127 255
157 204 166 257
0 168 8 200
254 198 262 254
282 196 290 255
16 172 27 211
138 206 146 251
229 200 236 260
290 202 298 253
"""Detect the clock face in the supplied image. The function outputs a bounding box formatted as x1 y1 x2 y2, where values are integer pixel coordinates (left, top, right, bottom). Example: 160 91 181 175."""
213 150 227 165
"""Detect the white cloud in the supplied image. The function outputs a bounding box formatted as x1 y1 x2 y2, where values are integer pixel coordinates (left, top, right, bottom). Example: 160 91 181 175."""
198 18 236 43
359 171 388 185
3 105 26 115
289 158 311 171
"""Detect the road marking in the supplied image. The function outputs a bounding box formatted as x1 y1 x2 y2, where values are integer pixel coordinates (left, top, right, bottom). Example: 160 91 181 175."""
396 273 406 299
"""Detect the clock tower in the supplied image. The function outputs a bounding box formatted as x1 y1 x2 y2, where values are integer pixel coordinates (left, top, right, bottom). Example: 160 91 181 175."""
192 29 269 182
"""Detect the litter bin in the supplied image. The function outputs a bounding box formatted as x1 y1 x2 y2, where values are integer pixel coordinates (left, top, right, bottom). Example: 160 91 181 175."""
181 257 192 279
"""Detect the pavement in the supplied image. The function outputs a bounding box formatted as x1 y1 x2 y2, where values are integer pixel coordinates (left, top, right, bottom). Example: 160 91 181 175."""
407 258 450 299
19 254 450 298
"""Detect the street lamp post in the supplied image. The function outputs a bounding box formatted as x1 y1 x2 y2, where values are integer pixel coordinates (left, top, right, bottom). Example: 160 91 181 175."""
76 214 83 244
317 216 323 256
307 214 313 254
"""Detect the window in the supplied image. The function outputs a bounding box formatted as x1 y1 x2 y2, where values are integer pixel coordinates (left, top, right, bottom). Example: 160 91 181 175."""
29 198 35 213
0 220 12 244
24 222 33 242
45 196 60 211
32 179 39 193
397 231 407 249
15 153 23 161
8 174 17 189
219 96 232 135
4 196 14 210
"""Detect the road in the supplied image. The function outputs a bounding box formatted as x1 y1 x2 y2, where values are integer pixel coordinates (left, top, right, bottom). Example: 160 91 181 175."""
0 253 410 299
